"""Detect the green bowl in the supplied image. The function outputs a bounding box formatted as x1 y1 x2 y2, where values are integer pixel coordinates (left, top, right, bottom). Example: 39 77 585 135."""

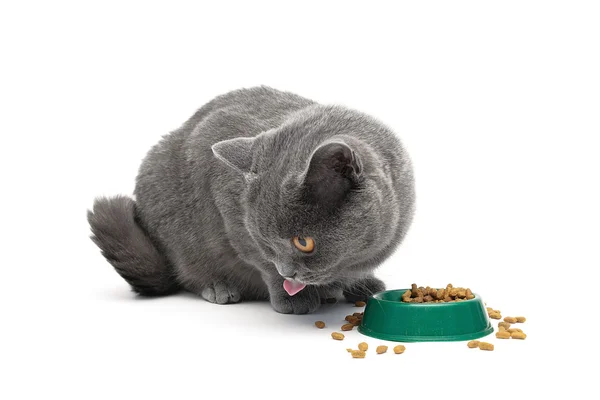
357 289 494 342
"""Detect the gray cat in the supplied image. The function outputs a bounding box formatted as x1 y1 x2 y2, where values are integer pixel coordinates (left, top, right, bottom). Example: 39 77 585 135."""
88 86 415 314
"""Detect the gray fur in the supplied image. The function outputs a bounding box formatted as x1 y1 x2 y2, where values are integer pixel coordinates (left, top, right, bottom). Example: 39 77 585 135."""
88 86 415 314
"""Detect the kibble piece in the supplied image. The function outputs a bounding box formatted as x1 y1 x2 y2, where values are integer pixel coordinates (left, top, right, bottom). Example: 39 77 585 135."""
516 316 526 323
498 326 507 332
331 332 345 340
376 345 388 354
511 331 527 340
496 331 511 339
467 340 480 348
358 342 368 351
393 345 406 354
478 342 494 351
411 283 418 294
353 312 362 317
508 328 523 333
341 323 354 331
423 295 434 302
346 348 353 352
315 321 325 329
498 321 511 330
489 312 502 320
414 296 424 303
345 315 353 322
355 301 366 307
350 350 366 358
504 317 517 324
465 288 474 299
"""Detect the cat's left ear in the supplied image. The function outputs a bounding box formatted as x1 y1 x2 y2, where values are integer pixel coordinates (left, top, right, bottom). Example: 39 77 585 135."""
211 136 256 179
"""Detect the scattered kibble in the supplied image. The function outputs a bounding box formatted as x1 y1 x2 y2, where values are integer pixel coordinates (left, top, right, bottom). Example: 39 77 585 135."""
346 348 353 352
507 328 523 333
496 331 511 339
489 312 502 320
331 332 345 340
401 283 476 303
467 340 480 348
376 345 388 354
355 301 366 307
350 350 366 358
478 342 494 351
393 345 406 354
498 321 511 330
358 342 368 351
498 325 507 332
511 331 527 340
341 324 354 331
504 317 517 324
516 316 526 323
315 321 325 329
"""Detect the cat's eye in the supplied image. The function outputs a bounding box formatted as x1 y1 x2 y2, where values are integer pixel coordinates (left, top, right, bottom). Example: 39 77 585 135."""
292 236 315 253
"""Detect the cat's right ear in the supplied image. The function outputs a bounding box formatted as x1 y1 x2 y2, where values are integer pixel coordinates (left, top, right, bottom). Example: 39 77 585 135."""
211 137 256 180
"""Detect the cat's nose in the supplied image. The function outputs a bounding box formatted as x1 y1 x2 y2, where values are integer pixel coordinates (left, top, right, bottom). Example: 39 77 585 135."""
275 263 296 279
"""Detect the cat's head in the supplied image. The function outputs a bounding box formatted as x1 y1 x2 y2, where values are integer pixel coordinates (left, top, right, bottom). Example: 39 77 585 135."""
211 107 407 286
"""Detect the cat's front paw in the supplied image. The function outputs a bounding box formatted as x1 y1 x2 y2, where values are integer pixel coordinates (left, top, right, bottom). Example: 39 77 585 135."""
343 276 386 303
270 286 321 314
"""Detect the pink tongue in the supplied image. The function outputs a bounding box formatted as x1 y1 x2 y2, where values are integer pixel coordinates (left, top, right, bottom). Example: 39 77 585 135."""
283 280 306 296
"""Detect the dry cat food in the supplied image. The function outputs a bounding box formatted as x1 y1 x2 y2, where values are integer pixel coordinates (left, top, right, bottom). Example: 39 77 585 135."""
341 323 354 331
478 342 494 351
504 316 517 323
393 345 406 354
496 331 511 339
401 283 475 303
376 345 388 354
511 331 527 340
358 342 368 351
516 316 526 323
498 321 511 330
467 340 480 348
350 350 366 358
315 321 325 329
331 332 345 340
487 307 502 319
355 301 366 307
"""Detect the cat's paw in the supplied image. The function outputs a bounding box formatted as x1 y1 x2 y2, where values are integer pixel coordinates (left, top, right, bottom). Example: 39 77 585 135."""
343 276 386 303
270 286 321 314
201 281 242 304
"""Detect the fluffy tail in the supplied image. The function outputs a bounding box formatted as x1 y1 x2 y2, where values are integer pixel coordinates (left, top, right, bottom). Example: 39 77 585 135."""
87 195 179 296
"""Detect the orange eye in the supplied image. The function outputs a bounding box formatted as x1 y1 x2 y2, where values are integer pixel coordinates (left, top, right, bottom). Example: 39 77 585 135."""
292 236 315 253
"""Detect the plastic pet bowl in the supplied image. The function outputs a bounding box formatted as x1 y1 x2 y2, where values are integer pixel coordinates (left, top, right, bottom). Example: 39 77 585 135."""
357 289 494 342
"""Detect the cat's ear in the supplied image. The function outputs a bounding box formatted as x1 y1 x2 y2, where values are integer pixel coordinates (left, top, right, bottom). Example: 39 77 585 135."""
211 137 256 179
301 141 362 206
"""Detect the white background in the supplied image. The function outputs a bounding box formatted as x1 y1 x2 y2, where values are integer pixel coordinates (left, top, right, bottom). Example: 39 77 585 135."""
1 1 598 398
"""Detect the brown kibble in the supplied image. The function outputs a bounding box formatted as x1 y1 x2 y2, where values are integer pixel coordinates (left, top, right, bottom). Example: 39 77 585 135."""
467 340 480 348
508 328 523 333
478 342 494 351
465 288 473 298
511 331 527 340
341 324 354 331
331 332 345 340
437 289 445 299
350 350 366 358
376 345 388 354
516 316 526 323
498 326 507 332
413 296 424 303
315 321 325 329
393 345 406 354
456 289 467 298
353 312 362 317
345 315 353 322
489 312 502 320
486 307 494 312
355 301 366 307
350 317 361 326
411 283 418 294
402 290 412 300
423 295 434 302
358 342 368 351
346 348 353 352
496 331 511 339
498 321 511 330
504 317 517 323
466 294 475 300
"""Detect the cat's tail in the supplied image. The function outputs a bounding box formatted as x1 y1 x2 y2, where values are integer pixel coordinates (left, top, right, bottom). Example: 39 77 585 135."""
87 195 179 296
